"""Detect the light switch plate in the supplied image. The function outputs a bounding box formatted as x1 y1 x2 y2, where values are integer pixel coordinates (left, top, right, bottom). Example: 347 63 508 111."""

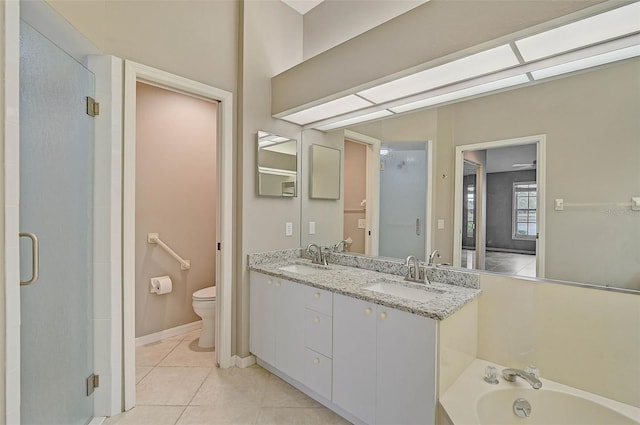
309 221 316 234
437 219 445 230
285 222 293 236
632 197 640 211
357 219 366 229
555 198 564 211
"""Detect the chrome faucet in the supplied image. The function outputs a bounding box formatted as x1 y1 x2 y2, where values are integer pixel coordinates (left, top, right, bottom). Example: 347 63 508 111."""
306 244 328 266
404 255 425 283
332 239 350 253
502 368 542 389
428 249 441 266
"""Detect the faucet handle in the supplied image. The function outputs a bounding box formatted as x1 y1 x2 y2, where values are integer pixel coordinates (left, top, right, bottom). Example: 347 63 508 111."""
525 365 540 378
484 365 499 385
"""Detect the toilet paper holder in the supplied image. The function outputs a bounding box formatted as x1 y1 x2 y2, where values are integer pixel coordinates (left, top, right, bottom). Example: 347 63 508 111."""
150 275 173 295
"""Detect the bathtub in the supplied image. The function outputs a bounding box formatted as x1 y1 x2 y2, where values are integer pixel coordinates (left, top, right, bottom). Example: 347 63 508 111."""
440 359 640 425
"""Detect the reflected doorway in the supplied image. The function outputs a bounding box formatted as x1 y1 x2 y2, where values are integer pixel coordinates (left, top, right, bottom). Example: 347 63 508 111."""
454 137 544 278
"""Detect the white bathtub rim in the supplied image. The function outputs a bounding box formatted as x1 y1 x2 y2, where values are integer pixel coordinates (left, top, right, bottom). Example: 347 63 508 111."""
440 359 640 425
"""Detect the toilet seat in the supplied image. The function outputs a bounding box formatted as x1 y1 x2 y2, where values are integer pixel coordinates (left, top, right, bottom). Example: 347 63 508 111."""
192 286 216 301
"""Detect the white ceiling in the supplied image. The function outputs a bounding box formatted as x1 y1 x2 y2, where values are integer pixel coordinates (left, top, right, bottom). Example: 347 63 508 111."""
281 0 325 15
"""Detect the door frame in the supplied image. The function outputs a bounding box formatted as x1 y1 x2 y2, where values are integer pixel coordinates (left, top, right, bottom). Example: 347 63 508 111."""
344 130 380 256
122 61 234 410
453 135 546 278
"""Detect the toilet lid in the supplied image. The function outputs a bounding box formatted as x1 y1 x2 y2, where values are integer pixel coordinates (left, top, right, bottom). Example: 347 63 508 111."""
193 286 216 301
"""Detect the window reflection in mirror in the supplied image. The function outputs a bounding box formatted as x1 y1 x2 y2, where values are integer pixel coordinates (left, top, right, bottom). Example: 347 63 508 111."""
257 131 297 197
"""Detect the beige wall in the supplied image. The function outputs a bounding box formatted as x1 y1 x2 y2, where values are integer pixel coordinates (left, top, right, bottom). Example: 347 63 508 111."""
48 0 238 93
135 83 218 337
237 0 303 357
438 299 478 396
343 140 366 253
303 0 426 60
300 129 344 247
0 2 6 419
477 273 640 407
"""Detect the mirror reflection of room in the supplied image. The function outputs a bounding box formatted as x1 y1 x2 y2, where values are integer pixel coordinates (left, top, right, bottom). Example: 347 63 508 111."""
256 131 298 197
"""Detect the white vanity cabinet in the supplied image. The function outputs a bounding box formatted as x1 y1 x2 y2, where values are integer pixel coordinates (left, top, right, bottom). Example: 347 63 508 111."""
249 271 305 382
333 293 438 425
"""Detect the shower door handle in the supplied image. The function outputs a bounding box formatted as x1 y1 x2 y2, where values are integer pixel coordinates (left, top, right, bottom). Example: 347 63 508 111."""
20 232 40 286
416 218 421 236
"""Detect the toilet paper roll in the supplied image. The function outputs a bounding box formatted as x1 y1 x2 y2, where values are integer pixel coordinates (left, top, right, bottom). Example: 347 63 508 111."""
151 276 172 295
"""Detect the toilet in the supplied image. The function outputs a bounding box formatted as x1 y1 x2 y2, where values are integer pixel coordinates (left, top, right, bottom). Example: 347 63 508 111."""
192 286 216 349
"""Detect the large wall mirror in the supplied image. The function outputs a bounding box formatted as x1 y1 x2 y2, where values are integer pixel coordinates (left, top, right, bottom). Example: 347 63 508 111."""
257 130 298 197
300 57 640 292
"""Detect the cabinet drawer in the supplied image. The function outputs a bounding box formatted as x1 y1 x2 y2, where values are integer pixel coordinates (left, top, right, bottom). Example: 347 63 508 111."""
303 348 332 400
303 286 333 316
304 309 332 358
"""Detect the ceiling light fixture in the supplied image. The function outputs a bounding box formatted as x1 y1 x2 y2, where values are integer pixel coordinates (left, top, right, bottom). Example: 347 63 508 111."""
530 44 640 80
315 110 394 131
515 2 640 61
280 94 373 125
357 44 520 104
390 74 529 114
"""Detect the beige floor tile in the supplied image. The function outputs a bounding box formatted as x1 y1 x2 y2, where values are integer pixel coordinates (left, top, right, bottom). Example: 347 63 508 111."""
136 366 211 406
255 407 351 425
136 366 154 384
176 405 260 425
261 375 322 408
103 406 185 425
181 329 203 342
190 364 270 406
136 336 183 367
159 340 216 367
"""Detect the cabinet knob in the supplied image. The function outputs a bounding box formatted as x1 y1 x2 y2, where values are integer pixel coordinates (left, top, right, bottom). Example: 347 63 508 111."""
379 311 388 320
313 316 320 324
314 292 321 299
364 307 373 315
275 281 281 287
313 357 320 365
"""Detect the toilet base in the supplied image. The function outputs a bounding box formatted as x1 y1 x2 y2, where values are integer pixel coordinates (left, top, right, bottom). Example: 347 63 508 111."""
198 319 215 349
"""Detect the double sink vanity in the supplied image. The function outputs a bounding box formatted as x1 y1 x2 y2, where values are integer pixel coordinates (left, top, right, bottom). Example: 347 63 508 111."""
248 248 481 425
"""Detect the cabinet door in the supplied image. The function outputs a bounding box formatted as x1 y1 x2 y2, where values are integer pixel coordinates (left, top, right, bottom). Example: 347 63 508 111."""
332 294 377 425
376 307 437 425
275 279 305 382
249 272 276 365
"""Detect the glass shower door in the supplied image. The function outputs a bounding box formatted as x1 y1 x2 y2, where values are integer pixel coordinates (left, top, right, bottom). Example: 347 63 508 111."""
379 142 427 260
19 21 95 425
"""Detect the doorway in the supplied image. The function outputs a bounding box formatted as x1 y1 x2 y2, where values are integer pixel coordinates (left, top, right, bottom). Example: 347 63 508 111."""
454 135 546 278
123 62 234 410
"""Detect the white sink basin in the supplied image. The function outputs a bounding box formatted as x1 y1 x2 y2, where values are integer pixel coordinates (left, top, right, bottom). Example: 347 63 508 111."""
279 264 328 275
364 281 443 303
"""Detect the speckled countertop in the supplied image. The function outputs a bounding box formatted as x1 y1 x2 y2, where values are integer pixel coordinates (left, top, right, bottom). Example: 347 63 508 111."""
248 254 481 321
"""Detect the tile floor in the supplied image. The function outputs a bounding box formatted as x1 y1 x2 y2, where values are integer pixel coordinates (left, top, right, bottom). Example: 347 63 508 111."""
105 329 350 425
461 249 536 277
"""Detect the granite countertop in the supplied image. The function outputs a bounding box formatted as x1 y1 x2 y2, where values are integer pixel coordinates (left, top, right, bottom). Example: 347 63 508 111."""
249 258 481 321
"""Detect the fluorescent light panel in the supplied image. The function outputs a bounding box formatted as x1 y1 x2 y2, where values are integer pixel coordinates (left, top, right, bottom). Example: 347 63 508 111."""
390 75 529 114
281 95 372 125
531 45 640 80
515 2 640 62
357 44 519 104
316 110 393 131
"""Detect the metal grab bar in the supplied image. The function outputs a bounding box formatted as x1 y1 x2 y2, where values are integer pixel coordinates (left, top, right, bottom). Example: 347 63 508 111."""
20 232 40 286
147 233 191 270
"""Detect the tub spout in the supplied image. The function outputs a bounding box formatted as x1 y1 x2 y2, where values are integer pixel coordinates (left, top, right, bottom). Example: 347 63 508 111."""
503 368 542 389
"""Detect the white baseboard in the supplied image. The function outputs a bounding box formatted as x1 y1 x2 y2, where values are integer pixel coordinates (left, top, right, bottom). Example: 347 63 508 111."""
135 321 202 347
233 354 256 368
88 417 106 425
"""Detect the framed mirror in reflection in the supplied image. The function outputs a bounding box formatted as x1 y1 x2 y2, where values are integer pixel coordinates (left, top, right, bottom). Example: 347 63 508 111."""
300 57 640 292
256 131 297 198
